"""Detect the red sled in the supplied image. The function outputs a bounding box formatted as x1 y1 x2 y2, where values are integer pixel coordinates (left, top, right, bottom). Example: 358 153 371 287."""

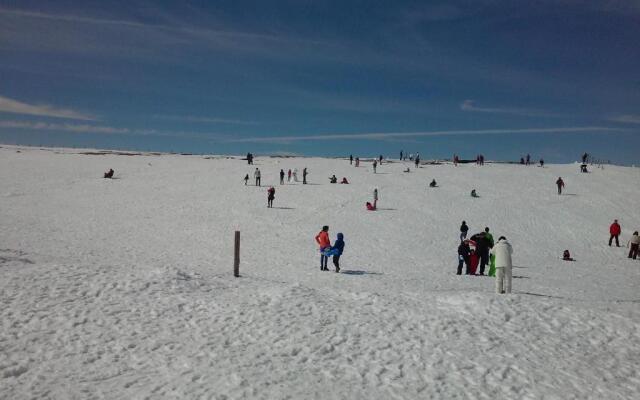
468 253 479 275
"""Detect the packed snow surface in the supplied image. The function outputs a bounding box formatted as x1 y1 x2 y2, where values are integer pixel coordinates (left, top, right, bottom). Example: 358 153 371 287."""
1 145 639 399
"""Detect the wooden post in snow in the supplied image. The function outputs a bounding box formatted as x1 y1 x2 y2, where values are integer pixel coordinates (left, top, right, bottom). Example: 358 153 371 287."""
234 231 240 277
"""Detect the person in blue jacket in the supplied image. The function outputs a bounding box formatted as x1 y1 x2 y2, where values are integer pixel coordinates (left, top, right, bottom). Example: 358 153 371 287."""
330 233 345 273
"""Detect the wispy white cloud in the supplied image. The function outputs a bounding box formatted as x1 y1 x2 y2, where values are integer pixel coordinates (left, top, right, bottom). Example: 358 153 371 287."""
0 95 95 120
227 126 623 143
153 114 260 125
607 114 640 124
460 99 560 117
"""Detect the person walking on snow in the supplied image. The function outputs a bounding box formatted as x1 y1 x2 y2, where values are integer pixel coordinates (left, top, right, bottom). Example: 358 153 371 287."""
303 168 308 184
379 155 383 164
457 240 471 275
373 160 377 173
330 233 345 273
350 154 353 165
287 169 292 182
460 221 469 241
556 177 564 195
315 226 330 271
279 169 285 185
243 174 249 185
491 236 513 294
609 219 621 247
254 168 261 186
373 188 379 209
628 231 639 259
267 187 275 208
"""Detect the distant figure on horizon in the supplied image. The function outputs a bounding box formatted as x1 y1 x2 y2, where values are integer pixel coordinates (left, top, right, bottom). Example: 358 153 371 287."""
350 154 353 165
103 169 114 179
526 154 530 165
355 157 360 167
539 158 544 167
293 168 299 182
491 236 513 294
400 150 403 160
556 177 565 195
246 152 254 165
582 152 589 164
609 219 621 247
379 155 383 164
414 154 420 168
520 157 525 165
460 221 469 241
453 154 459 166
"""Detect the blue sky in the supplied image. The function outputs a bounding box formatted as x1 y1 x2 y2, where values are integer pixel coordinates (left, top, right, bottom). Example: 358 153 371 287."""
1 0 639 163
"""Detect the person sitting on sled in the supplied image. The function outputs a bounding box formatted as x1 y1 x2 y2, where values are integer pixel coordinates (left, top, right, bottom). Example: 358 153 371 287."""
340 177 349 184
429 179 437 187
471 189 479 198
562 250 575 261
104 168 114 179
366 201 376 211
329 175 337 183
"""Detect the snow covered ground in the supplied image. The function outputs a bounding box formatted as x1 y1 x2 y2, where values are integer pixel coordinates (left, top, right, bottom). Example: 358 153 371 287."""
1 145 639 399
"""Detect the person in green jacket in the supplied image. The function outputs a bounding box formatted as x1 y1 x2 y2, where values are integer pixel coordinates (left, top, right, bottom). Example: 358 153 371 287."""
484 227 496 276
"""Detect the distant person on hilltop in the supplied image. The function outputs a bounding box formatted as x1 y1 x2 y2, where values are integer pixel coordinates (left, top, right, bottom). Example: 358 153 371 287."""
414 155 420 168
539 158 544 167
628 231 639 259
582 152 588 164
471 189 479 198
103 169 114 179
329 175 337 184
350 154 353 165
460 221 469 241
609 219 621 247
254 168 261 186
379 155 383 164
267 186 275 208
400 150 403 160
315 226 330 271
491 236 513 294
526 154 530 165
340 177 349 184
355 157 360 167
556 177 564 195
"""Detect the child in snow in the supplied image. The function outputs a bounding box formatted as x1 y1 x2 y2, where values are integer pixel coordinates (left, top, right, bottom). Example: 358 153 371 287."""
340 177 349 184
471 189 479 198
491 236 513 294
556 177 564 195
267 187 275 208
457 240 470 275
315 226 330 271
103 169 114 179
563 250 575 261
243 174 249 185
366 202 376 211
330 233 345 273
429 179 437 187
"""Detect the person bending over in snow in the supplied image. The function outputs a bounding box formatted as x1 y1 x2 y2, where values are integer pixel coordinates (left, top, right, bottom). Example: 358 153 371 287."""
556 177 564 195
330 233 345 273
315 226 330 271
628 231 639 259
267 187 275 208
491 236 513 294
103 169 114 179
609 219 621 247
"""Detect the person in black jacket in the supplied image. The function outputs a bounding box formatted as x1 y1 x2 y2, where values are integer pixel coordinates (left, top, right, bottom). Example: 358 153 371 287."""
460 221 469 241
457 241 471 275
470 232 491 275
279 169 285 185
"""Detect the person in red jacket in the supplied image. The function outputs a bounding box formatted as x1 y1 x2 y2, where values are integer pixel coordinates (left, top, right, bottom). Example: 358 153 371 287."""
609 219 621 247
315 226 330 270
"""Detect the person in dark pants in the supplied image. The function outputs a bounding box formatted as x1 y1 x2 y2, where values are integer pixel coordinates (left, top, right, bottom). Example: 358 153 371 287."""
556 177 564 195
315 226 330 270
330 233 345 273
457 240 470 275
349 154 353 165
279 169 285 185
628 231 639 259
471 232 490 275
267 187 275 208
254 168 261 186
609 219 621 247
303 168 308 184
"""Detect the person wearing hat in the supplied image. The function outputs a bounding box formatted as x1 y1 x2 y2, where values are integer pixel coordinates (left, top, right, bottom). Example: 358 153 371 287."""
491 236 513 294
609 219 621 247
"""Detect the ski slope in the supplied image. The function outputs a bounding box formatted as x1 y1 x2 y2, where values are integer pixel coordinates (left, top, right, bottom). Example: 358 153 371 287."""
1 145 639 399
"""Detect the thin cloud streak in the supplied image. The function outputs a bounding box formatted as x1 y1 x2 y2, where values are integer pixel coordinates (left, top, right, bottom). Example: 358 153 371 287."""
153 114 260 125
460 99 561 117
608 114 640 124
227 127 624 143
0 95 95 120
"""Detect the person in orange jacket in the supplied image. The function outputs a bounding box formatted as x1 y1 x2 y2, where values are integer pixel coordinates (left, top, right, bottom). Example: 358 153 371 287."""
609 219 621 247
315 225 330 270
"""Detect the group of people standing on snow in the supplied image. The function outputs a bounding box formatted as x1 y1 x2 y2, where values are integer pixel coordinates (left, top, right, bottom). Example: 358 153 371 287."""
457 222 513 294
609 219 640 260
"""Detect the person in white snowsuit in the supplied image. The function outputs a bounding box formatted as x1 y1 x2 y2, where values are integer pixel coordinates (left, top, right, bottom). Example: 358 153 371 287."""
491 236 513 294
254 168 261 186
293 168 299 182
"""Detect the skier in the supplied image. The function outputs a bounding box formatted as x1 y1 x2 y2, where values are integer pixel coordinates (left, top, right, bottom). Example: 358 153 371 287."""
556 177 564 195
373 160 377 173
373 188 379 209
457 240 471 275
303 167 308 184
330 233 345 273
628 231 639 259
460 221 469 241
243 174 249 185
254 168 261 186
609 219 621 247
349 154 353 165
267 187 275 208
279 169 285 185
429 179 437 187
103 168 114 179
315 226 330 271
287 169 292 182
491 236 513 294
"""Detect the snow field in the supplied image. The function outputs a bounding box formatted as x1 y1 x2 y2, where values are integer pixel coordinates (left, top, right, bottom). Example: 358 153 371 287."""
1 145 639 399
